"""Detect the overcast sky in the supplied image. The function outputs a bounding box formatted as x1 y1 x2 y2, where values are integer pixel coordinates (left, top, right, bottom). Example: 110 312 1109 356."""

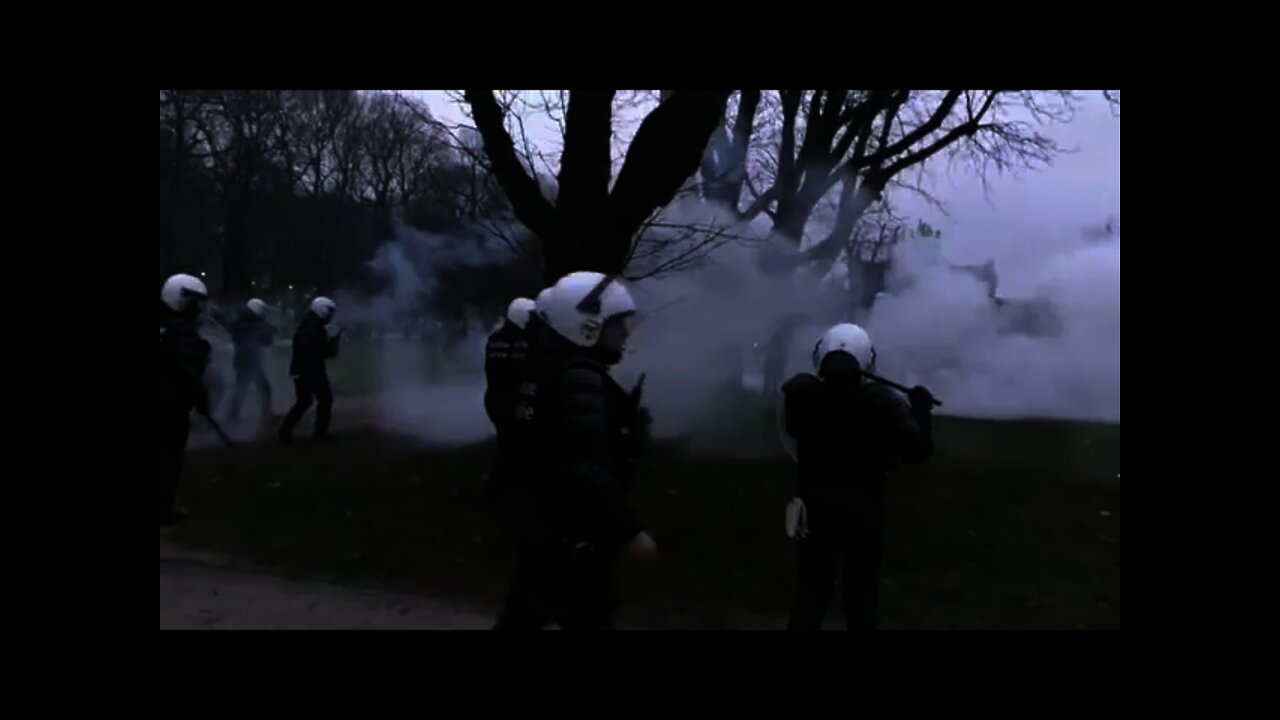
893 92 1119 271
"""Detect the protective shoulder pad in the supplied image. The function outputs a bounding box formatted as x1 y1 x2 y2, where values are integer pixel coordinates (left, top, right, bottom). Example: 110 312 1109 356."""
780 372 821 396
498 322 524 340
863 381 909 410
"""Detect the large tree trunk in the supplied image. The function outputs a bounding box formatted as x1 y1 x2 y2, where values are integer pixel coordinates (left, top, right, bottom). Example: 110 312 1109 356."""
772 195 814 243
699 89 761 210
554 91 616 278
467 89 730 283
803 171 888 263
160 95 192 275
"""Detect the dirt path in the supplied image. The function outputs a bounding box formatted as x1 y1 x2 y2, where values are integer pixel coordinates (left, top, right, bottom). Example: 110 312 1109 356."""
159 541 807 630
188 388 494 448
160 542 495 630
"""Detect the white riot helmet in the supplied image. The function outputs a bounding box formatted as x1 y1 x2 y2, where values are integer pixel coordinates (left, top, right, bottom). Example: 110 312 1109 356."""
541 272 636 348
246 298 268 317
812 323 876 372
534 287 555 320
161 274 209 313
311 296 337 321
506 297 537 330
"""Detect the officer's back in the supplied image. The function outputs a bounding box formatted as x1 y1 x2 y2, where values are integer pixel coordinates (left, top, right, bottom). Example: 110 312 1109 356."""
481 298 539 507
231 306 273 369
289 311 331 377
160 299 211 408
780 323 936 630
484 299 535 426
783 347 933 503
791 378 927 492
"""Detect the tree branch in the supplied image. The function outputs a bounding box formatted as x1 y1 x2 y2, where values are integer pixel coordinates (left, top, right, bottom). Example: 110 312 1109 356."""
777 90 802 197
605 90 732 264
859 90 963 168
623 220 750 281
741 184 779 221
463 89 557 241
883 91 999 178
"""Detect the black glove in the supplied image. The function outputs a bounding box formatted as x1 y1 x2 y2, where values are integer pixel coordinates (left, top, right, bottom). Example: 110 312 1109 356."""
907 385 936 413
635 405 653 433
635 405 653 443
621 407 653 460
619 407 653 492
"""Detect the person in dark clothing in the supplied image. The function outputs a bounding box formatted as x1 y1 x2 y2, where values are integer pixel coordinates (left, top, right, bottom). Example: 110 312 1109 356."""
225 298 275 425
481 297 538 507
279 296 341 443
159 274 213 527
494 272 654 630
779 323 935 630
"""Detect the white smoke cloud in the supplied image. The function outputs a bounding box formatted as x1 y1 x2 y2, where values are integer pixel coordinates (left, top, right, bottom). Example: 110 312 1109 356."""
866 232 1120 422
209 196 1117 449
616 198 838 439
614 195 1120 445
352 222 504 444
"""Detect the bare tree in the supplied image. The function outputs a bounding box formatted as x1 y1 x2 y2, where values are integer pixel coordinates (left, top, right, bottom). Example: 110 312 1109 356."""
699 90 764 208
331 96 367 203
464 89 732 281
285 91 362 199
623 219 761 282
741 90 1079 264
362 93 406 211
189 90 289 295
159 90 214 274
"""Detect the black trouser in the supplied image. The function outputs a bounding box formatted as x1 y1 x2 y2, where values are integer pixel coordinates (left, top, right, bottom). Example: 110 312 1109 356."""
160 402 193 518
280 373 333 438
481 424 523 507
788 496 887 630
495 536 619 630
226 363 272 423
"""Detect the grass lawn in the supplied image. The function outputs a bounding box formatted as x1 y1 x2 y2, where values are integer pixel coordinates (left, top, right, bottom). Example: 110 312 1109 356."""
171 379 1120 629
